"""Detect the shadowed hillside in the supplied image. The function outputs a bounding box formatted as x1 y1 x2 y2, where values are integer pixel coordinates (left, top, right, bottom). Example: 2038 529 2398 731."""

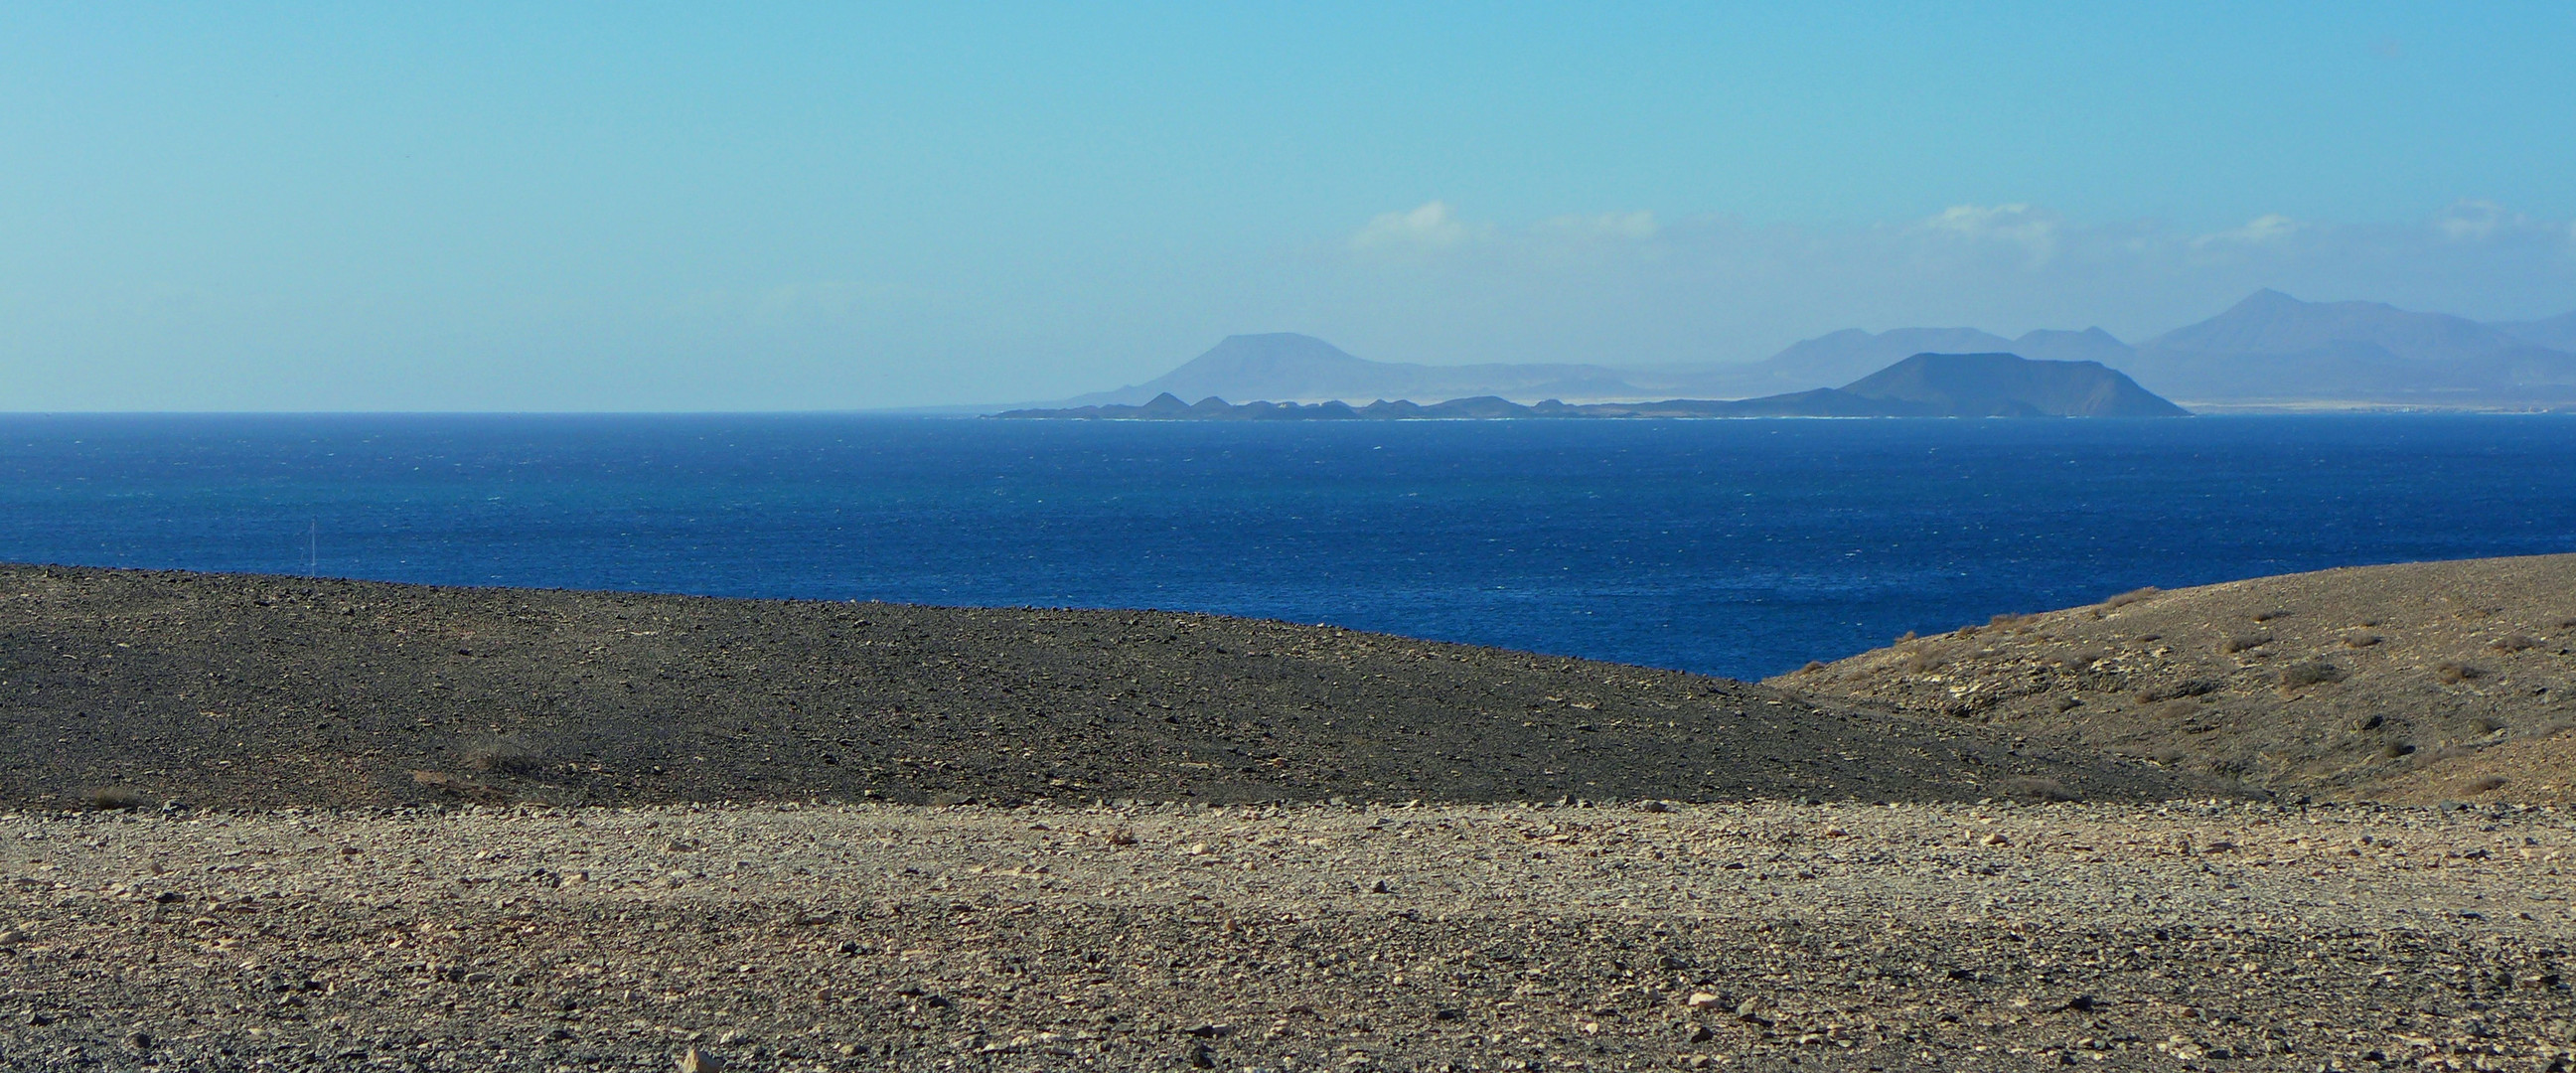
0 564 2195 811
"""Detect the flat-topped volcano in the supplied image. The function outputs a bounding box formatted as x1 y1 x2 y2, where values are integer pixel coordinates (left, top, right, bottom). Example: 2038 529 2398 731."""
1831 352 2190 416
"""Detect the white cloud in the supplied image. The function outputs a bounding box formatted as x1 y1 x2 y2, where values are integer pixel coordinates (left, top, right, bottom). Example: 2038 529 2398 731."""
1350 201 1486 250
1911 203 2061 264
1535 210 1661 241
2434 199 2524 241
2195 214 2303 247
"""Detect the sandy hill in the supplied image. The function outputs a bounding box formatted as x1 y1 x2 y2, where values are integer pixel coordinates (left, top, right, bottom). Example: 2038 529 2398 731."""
0 564 2190 811
1773 553 2576 804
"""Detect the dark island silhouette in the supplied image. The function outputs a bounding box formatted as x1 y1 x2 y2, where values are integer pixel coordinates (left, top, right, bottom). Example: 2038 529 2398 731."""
996 352 2189 419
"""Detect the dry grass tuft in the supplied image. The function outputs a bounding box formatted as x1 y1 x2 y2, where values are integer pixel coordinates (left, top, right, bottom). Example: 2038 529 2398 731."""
1999 776 2077 803
2220 634 2273 654
2435 662 2482 685
2488 634 2537 654
2342 632 2382 648
2278 660 2347 690
83 787 148 811
464 737 549 778
2100 587 2160 609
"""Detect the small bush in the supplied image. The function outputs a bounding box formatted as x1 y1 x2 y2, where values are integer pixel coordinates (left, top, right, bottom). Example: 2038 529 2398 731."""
2277 660 2346 690
2462 774 2508 794
2435 662 2481 685
2342 632 2382 648
2380 742 2415 758
464 738 548 778
84 787 148 811
2000 776 2077 803
2488 634 2536 654
2250 610 2282 623
2135 679 2220 703
2101 587 2160 609
1797 660 1826 675
2220 634 2272 654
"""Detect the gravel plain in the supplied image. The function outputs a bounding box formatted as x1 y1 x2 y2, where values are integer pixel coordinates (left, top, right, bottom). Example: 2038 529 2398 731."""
4 800 2571 1072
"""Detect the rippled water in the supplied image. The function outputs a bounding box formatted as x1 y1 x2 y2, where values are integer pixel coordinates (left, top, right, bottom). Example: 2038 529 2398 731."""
5 413 2572 680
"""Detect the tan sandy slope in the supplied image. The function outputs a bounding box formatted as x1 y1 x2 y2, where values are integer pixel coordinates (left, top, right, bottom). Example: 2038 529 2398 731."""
1775 553 2576 804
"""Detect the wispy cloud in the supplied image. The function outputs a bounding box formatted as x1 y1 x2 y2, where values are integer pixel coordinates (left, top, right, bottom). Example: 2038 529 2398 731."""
1350 201 1488 250
1305 200 2576 367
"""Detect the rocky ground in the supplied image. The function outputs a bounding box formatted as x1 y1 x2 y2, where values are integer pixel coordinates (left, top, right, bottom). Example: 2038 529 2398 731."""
0 564 2188 812
1773 554 2576 805
2 801 2570 1072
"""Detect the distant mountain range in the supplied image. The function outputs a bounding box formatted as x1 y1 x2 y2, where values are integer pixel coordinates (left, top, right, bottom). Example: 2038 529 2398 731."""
998 353 2186 420
1037 290 2576 410
1054 334 1639 407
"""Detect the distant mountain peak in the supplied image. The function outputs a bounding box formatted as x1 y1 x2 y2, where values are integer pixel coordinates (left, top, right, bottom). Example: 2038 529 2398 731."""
1051 334 1646 407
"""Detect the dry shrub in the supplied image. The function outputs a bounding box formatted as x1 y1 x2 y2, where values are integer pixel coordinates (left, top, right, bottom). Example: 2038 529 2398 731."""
2220 633 2272 654
1989 612 2039 631
84 787 148 811
464 737 548 778
2342 632 2382 648
1893 630 1917 644
2250 609 2282 623
1797 660 1827 675
1902 650 1944 674
2277 660 2347 690
2435 662 2481 685
2101 587 2160 609
2462 774 2508 794
2488 634 2536 653
2135 679 2220 703
2380 742 2416 758
2000 776 2077 803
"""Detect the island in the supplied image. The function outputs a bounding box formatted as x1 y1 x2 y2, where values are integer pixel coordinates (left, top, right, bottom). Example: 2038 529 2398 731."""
996 352 2189 419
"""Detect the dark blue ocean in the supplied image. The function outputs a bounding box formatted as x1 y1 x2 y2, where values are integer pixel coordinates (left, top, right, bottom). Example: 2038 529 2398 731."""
4 414 2572 681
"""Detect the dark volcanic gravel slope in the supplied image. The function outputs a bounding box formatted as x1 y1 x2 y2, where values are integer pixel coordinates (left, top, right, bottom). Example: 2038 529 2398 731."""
0 564 2187 810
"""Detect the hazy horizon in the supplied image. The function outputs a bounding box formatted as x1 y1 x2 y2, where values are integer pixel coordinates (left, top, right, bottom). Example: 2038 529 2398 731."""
6 5 2575 411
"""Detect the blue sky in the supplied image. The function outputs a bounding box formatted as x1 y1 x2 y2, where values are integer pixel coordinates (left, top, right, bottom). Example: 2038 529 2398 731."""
5 3 2574 409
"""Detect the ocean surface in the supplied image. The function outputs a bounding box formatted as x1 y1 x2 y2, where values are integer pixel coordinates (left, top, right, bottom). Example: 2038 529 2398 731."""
4 413 2573 681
